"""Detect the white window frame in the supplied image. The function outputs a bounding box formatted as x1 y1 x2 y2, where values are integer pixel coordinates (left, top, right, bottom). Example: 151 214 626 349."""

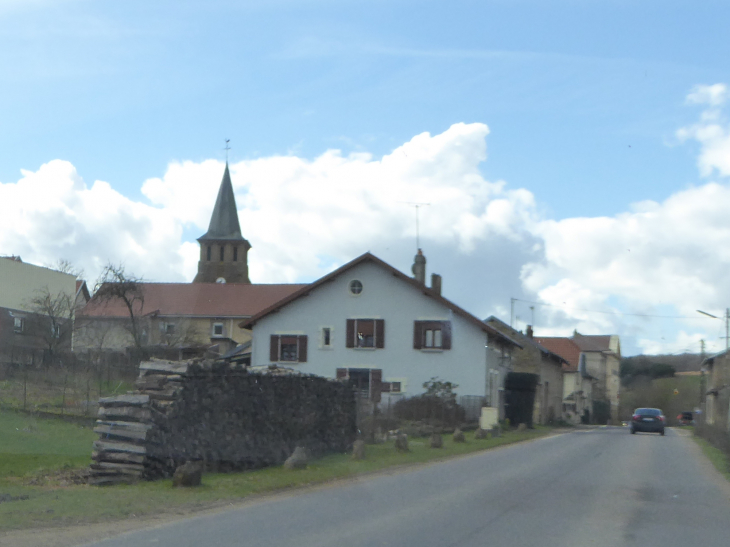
13 317 24 333
320 326 334 349
212 322 225 338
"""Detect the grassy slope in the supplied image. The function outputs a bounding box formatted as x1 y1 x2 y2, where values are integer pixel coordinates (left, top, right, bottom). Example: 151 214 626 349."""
0 410 553 532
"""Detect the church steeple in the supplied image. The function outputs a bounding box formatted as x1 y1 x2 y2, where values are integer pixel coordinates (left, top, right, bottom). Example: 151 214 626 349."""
193 163 252 284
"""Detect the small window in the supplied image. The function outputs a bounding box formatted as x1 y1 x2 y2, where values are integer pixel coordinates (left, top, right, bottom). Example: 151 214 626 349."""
322 327 332 347
212 323 225 337
220 246 225 261
51 324 61 338
207 246 212 261
233 246 238 262
413 321 451 350
349 280 363 295
270 335 308 363
13 317 24 333
162 322 175 335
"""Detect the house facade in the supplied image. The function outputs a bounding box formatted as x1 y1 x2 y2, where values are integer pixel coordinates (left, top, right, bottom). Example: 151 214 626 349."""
536 332 621 424
0 256 84 364
485 318 566 425
242 252 521 410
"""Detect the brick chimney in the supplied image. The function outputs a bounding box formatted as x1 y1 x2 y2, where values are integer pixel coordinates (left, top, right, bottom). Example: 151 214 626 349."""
412 248 426 285
431 273 442 296
526 325 534 338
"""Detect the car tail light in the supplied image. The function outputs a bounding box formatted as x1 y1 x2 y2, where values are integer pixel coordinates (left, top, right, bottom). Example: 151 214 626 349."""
632 414 640 421
659 415 665 422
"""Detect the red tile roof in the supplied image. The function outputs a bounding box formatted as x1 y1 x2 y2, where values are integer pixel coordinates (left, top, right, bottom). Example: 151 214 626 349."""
573 333 613 352
80 283 306 319
533 337 583 371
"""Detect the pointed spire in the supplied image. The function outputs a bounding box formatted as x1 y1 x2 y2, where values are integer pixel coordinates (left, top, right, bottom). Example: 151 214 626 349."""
198 163 244 241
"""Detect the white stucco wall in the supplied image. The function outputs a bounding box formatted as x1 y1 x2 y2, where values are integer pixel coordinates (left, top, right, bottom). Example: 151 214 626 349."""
250 260 502 398
0 259 76 312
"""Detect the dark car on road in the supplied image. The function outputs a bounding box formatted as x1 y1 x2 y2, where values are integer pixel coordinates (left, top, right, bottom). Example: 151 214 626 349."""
677 411 694 426
630 408 665 435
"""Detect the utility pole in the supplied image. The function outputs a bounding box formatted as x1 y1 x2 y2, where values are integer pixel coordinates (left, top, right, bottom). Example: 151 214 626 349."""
510 298 516 328
530 306 535 327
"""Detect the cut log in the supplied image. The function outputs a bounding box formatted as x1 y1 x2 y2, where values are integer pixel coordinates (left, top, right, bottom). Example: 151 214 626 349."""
146 385 182 401
92 451 146 465
90 461 144 474
94 422 151 442
98 394 150 407
93 440 147 455
135 375 169 390
98 406 152 422
139 361 190 375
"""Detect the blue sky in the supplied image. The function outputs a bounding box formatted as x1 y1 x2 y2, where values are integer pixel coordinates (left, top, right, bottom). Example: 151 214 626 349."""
2 0 730 355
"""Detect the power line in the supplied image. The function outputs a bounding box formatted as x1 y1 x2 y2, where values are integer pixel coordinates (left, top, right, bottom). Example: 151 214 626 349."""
510 297 719 320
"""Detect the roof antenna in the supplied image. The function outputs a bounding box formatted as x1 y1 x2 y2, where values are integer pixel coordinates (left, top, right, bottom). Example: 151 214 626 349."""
400 202 430 249
224 139 231 163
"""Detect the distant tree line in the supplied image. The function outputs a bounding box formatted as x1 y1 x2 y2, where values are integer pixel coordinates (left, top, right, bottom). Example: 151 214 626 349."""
620 356 676 386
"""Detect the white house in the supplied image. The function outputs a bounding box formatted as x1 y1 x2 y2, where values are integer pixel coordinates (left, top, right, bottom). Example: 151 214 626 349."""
241 252 521 411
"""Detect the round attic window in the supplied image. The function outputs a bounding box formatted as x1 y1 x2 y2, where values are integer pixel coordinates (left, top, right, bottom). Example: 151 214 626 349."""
349 280 363 295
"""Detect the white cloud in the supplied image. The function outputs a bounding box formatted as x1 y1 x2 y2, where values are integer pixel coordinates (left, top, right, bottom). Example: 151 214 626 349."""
6 99 730 356
142 122 538 283
677 83 730 178
1 124 538 289
0 160 189 284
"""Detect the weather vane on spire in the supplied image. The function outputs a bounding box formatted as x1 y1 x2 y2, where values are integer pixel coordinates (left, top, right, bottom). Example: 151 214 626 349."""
224 139 231 162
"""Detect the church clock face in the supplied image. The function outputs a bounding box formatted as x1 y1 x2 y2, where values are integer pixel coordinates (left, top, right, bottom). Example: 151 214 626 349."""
216 277 226 284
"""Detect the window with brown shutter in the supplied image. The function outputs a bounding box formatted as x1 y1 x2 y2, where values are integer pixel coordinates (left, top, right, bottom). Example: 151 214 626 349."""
269 334 308 362
413 321 452 350
347 319 385 349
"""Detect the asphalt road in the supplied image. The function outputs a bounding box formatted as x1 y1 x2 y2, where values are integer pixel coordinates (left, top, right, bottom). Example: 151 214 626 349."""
84 428 730 547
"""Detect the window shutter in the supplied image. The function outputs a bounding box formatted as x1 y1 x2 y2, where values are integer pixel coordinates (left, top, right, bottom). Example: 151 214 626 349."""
269 335 279 361
298 335 308 362
375 319 385 349
336 368 348 379
346 319 355 348
413 321 423 349
442 321 452 350
370 369 383 402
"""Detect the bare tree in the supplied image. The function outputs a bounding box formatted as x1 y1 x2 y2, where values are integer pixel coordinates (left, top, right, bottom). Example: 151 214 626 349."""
53 258 85 281
93 263 146 350
27 287 75 359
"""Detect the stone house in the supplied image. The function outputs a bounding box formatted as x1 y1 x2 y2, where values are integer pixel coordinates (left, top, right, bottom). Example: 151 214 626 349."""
484 317 567 425
241 251 522 416
535 332 621 424
701 349 730 429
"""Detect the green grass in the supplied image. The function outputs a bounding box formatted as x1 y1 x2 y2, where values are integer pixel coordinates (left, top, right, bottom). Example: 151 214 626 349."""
691 435 730 481
0 410 555 532
0 410 96 477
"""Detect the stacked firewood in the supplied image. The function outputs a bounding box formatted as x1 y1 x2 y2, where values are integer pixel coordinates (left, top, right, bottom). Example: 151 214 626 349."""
89 359 357 486
89 359 190 485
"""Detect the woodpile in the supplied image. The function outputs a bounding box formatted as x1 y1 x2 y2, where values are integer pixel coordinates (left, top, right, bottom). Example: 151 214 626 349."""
89 359 357 486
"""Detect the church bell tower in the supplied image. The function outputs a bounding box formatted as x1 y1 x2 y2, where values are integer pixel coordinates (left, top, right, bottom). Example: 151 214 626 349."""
193 163 251 284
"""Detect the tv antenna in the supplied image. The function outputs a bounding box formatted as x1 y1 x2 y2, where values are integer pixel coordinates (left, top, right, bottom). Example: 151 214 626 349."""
400 202 430 249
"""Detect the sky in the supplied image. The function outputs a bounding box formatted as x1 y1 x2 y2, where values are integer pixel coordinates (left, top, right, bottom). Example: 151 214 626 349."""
2 0 730 356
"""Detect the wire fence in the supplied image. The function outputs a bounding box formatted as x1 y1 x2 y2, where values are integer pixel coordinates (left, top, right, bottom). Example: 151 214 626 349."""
0 351 139 418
